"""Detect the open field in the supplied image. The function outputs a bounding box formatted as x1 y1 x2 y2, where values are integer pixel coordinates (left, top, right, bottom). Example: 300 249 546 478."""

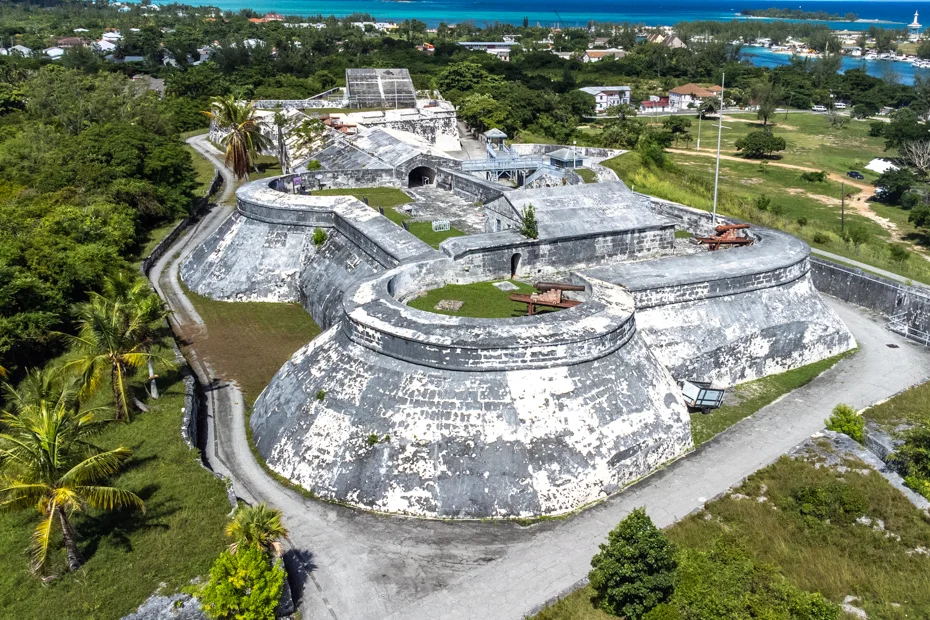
407 280 551 318
184 144 218 196
605 152 930 284
863 380 930 431
534 437 930 619
182 287 321 403
0 345 230 620
691 351 852 446
314 187 466 247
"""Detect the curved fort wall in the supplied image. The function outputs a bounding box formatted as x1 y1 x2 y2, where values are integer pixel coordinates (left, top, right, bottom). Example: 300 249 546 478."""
181 175 856 517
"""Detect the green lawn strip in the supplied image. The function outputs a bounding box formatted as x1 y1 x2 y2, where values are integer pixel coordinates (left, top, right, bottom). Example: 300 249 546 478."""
576 168 598 183
691 351 852 447
313 187 465 248
184 144 218 196
862 381 930 432
0 344 229 620
604 152 930 285
179 127 209 140
534 449 930 619
182 286 321 404
134 217 185 264
407 280 552 318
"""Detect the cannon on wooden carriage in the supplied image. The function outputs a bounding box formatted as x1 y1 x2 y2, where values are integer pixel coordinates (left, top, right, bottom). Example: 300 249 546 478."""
509 281 584 316
695 223 754 251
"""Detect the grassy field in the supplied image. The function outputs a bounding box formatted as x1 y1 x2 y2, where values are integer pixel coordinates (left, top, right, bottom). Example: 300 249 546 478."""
407 280 553 318
606 152 930 284
863 380 930 432
184 144 218 196
314 187 466 248
182 287 321 404
691 351 852 446
576 168 598 183
0 345 230 620
535 441 930 620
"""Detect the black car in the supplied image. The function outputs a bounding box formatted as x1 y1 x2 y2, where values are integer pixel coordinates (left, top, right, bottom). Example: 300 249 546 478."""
847 170 864 180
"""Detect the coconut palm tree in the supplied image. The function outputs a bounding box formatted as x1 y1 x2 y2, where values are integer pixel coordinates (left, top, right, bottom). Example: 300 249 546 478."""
0 381 144 574
203 95 272 180
62 277 171 420
2 366 65 417
225 503 289 558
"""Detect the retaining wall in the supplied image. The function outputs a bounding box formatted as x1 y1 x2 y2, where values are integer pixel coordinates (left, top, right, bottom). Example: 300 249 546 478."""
435 167 506 203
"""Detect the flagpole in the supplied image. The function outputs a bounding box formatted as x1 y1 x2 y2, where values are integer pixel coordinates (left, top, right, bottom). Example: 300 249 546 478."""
712 73 725 226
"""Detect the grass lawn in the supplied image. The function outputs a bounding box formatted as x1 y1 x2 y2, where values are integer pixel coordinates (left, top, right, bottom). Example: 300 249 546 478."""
691 351 852 446
184 144 218 196
576 168 598 183
407 280 553 318
179 127 209 140
0 345 230 620
535 441 930 619
314 187 466 248
134 217 185 264
605 152 930 285
664 112 890 179
182 287 321 404
863 381 930 432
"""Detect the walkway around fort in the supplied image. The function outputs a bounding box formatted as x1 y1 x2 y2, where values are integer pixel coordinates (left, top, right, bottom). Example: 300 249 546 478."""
151 139 930 620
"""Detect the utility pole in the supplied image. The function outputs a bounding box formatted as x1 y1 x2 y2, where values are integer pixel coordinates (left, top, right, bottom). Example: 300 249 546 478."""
697 112 702 150
841 181 846 232
712 73 725 225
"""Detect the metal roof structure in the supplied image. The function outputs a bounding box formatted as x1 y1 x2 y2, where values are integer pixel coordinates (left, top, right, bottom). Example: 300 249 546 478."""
345 68 417 109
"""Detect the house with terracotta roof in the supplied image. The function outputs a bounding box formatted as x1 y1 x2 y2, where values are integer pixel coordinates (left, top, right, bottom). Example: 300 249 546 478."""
668 83 719 109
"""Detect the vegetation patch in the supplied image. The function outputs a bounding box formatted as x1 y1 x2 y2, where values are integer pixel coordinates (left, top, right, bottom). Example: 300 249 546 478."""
407 280 545 318
182 286 321 403
576 168 598 183
690 351 851 446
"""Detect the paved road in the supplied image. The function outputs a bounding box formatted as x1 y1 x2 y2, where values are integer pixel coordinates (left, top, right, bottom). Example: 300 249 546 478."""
151 144 930 620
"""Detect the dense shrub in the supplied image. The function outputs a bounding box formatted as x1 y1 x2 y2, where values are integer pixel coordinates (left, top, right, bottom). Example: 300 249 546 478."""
800 170 827 183
791 482 867 526
735 131 787 158
312 227 328 247
199 547 285 620
825 403 864 443
890 422 930 500
589 508 677 619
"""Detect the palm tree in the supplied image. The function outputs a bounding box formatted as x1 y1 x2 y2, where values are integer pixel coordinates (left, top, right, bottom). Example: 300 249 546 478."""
62 276 171 420
272 111 291 175
203 95 272 180
225 503 289 557
2 366 65 417
0 381 144 574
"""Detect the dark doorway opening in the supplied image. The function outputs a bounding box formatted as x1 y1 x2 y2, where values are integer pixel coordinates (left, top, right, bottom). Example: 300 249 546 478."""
407 166 436 187
510 253 521 278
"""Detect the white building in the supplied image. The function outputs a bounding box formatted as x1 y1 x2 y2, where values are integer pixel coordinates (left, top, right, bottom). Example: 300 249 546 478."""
44 46 65 60
579 86 632 113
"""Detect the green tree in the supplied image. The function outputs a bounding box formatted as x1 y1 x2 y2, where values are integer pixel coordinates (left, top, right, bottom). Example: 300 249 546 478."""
752 79 784 126
62 276 172 420
225 503 289 557
519 204 539 239
825 403 864 443
0 380 143 574
873 167 914 205
662 116 692 146
203 96 272 181
199 546 285 620
734 131 787 158
589 508 677 619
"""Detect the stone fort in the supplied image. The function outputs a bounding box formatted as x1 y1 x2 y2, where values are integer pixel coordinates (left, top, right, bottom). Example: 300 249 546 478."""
184 103 857 519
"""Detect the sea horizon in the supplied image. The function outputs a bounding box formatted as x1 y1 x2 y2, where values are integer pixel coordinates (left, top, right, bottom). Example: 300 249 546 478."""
155 0 926 29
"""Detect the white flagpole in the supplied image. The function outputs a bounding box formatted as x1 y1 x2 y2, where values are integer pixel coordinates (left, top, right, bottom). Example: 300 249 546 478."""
712 73 725 226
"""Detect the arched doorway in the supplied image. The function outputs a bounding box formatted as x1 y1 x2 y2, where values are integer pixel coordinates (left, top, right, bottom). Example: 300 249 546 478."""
408 166 436 188
510 253 521 278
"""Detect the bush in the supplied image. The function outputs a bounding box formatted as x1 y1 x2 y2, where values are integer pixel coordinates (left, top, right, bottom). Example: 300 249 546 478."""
735 131 787 159
589 508 677 619
520 204 539 239
890 422 930 500
754 195 772 211
800 171 827 183
812 231 830 244
199 547 285 620
315 389 326 401
312 227 327 247
305 159 321 170
825 403 864 443
889 243 910 263
791 482 867 526
797 217 808 227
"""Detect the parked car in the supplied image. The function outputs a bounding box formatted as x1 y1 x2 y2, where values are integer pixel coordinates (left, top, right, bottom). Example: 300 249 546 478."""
812 105 827 112
835 102 848 109
847 170 864 180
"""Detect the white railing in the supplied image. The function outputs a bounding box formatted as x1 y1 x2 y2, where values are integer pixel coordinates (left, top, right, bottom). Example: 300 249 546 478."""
889 312 930 346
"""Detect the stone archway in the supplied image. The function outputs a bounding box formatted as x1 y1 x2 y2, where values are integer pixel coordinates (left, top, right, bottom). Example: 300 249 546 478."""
407 166 436 188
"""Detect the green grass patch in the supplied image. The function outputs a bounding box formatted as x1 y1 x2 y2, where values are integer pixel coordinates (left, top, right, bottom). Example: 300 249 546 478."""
691 351 853 446
603 151 930 285
134 217 185 264
407 280 549 318
184 144 218 196
534 448 930 619
313 187 465 248
863 381 930 432
182 286 321 404
179 127 209 140
0 345 230 620
576 168 598 183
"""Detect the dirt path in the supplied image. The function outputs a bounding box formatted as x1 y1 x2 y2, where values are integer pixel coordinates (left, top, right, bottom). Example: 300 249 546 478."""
667 148 926 257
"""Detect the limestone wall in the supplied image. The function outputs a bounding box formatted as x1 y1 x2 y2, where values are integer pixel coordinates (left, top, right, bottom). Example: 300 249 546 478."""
435 167 506 203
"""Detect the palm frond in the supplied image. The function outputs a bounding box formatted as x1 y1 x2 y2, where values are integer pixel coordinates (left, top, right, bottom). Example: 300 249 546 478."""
29 509 57 574
77 485 145 512
60 447 132 486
